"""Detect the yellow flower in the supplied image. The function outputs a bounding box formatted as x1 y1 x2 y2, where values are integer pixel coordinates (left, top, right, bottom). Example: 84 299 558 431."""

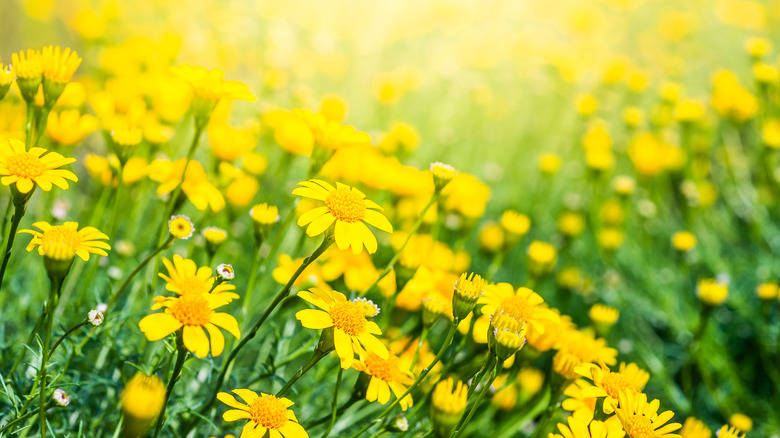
41 46 81 84
46 110 99 146
478 222 504 253
671 232 697 252
168 214 194 239
597 228 625 252
148 159 225 211
170 65 255 102
589 304 619 333
756 282 778 300
295 287 388 368
679 417 711 438
729 413 752 432
295 109 371 151
156 255 239 304
319 94 348 122
697 278 728 306
430 378 467 438
500 210 531 241
478 283 559 338
121 373 166 421
293 180 393 254
12 49 42 102
550 416 625 438
715 425 745 438
208 121 258 162
272 254 326 289
139 292 240 358
538 153 563 175
218 390 308 438
0 138 78 194
745 37 771 57
559 212 586 237
614 391 681 438
573 361 650 414
20 221 110 261
452 272 486 319
430 162 458 192
352 350 415 410
575 94 598 117
762 118 780 148
528 240 558 276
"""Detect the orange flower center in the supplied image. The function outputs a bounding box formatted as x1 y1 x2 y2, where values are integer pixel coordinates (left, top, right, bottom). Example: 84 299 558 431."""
329 301 367 336
601 372 632 400
625 415 654 438
41 226 79 261
249 395 288 430
170 294 212 326
326 187 366 223
7 152 45 179
364 353 398 382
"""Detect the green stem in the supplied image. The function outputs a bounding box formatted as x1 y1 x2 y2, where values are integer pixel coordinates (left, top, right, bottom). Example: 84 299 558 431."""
321 367 344 438
359 193 438 298
240 244 263 323
0 404 55 435
451 363 498 438
349 319 458 438
410 326 430 370
33 107 51 148
25 104 35 149
153 333 188 438
277 349 328 396
0 202 28 292
39 276 63 438
189 234 333 429
49 320 88 356
466 354 496 399
106 236 174 311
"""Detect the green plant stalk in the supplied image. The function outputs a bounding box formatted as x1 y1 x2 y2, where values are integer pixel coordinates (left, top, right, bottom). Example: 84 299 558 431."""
528 374 568 438
410 326 430 369
466 354 496 399
0 202 28 292
359 193 438 298
0 403 56 435
321 367 344 438
24 103 35 149
349 319 459 438
153 333 188 438
32 107 51 148
49 320 88 356
39 276 63 438
190 233 333 427
451 363 498 438
106 236 175 311
276 348 329 396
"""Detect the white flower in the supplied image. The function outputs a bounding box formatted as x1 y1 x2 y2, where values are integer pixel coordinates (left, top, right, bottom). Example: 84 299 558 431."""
52 389 71 407
88 309 104 327
216 263 235 281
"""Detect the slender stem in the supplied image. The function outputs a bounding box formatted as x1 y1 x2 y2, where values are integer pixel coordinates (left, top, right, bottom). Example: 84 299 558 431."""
0 404 55 435
451 363 498 438
410 326 430 369
25 104 35 149
240 244 263 323
321 367 344 438
349 320 458 438
39 276 63 438
0 202 27 292
277 349 327 396
106 236 174 311
359 193 438 298
189 234 333 429
49 320 88 356
466 354 496 399
529 375 567 438
153 334 188 438
33 107 51 148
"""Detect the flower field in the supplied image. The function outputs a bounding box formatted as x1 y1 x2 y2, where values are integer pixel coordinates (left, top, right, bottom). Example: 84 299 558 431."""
0 0 778 437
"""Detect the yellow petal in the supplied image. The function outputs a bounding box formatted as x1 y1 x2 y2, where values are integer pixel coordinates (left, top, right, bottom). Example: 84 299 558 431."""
295 309 334 329
138 313 182 341
183 325 210 358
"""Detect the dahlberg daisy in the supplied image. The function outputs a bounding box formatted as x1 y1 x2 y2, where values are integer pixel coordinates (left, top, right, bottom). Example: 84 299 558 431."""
218 389 308 438
295 287 388 368
0 138 78 198
294 180 393 254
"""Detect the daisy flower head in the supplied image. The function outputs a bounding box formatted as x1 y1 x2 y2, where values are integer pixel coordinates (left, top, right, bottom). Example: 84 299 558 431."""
0 138 78 201
573 361 650 414
293 180 392 254
0 64 13 101
250 203 280 240
155 255 239 309
430 162 457 192
679 417 711 438
168 214 194 239
139 292 240 358
20 221 110 278
614 391 681 438
352 350 415 410
218 389 307 438
452 271 485 319
11 49 42 102
430 378 467 438
716 425 745 438
40 45 81 106
121 373 165 436
295 287 388 368
170 64 255 127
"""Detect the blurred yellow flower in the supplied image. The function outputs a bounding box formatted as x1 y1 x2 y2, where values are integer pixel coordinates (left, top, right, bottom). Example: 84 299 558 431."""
671 231 697 251
46 110 99 146
697 278 728 306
